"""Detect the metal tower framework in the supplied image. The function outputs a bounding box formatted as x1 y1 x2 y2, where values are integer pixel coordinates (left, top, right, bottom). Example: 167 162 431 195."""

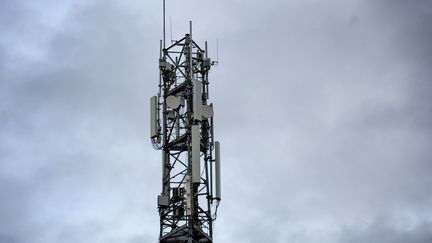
151 22 221 243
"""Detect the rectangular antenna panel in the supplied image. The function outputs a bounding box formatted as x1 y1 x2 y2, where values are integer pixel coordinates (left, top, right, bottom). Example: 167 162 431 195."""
193 79 202 121
150 96 158 138
215 141 221 199
185 175 192 215
162 151 170 196
192 125 201 183
158 195 169 207
203 58 211 69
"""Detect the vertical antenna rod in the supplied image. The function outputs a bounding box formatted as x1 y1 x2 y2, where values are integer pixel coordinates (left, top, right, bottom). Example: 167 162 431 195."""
170 16 173 43
163 0 166 48
189 20 193 38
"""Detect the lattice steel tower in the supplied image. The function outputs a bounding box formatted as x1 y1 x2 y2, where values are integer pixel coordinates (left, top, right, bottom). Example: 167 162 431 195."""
150 18 221 243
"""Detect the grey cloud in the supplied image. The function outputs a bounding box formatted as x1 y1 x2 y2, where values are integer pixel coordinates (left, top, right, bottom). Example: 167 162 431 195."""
213 0 432 242
0 178 35 243
1 0 432 243
1 1 160 242
339 216 432 243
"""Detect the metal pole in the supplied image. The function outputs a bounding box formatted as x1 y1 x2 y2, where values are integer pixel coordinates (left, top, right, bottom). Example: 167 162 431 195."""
163 0 166 49
189 20 193 39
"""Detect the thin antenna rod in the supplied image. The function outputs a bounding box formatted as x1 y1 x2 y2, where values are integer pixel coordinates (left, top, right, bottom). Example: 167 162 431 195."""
189 21 192 38
170 16 173 43
216 39 219 63
160 40 162 58
205 41 208 58
163 0 166 49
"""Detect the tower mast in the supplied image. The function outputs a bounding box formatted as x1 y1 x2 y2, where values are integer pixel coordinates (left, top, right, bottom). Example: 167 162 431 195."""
150 11 221 242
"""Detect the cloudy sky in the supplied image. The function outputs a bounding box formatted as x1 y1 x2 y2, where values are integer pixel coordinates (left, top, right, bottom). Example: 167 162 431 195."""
1 0 432 242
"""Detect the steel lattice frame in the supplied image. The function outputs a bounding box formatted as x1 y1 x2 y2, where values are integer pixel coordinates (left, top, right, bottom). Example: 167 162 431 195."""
151 31 219 243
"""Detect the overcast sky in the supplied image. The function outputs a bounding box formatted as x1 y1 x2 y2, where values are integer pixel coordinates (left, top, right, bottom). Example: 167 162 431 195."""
1 0 432 243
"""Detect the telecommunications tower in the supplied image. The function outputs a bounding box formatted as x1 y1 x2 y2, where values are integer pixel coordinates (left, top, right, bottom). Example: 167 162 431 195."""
150 2 222 242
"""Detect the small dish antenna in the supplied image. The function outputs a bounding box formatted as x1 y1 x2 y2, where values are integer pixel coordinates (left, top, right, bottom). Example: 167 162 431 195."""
166 95 180 109
202 105 214 119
